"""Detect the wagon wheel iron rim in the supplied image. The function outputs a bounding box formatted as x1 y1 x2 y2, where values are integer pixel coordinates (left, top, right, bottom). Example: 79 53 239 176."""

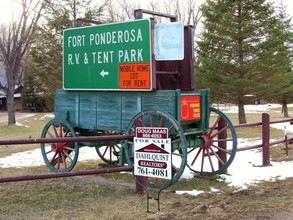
95 131 121 165
124 109 187 190
187 107 237 176
40 118 79 172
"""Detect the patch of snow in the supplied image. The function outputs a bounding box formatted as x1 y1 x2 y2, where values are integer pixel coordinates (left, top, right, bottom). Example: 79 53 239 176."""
219 103 284 114
0 147 98 168
15 122 29 128
175 104 293 196
40 114 55 120
176 189 205 196
270 122 292 133
1 104 293 197
210 187 221 193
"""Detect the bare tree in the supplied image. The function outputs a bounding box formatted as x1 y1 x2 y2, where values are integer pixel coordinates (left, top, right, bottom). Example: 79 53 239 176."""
103 0 203 78
103 0 203 40
105 0 142 22
0 0 47 125
145 0 202 27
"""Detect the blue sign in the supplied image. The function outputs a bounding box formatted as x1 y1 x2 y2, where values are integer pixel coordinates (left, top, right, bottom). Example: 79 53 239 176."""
154 22 184 60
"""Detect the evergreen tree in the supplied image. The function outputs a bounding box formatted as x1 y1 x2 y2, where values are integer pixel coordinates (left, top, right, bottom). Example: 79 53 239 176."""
196 0 287 124
21 69 45 111
28 8 71 111
268 3 293 117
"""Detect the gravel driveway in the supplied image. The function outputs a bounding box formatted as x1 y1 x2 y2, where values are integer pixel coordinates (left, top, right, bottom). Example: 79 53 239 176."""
0 112 37 124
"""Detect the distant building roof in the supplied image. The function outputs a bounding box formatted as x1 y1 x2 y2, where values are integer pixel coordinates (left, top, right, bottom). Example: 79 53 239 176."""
0 63 22 98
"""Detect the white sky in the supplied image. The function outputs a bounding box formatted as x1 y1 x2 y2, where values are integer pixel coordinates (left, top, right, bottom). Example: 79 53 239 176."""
0 0 292 25
0 0 21 25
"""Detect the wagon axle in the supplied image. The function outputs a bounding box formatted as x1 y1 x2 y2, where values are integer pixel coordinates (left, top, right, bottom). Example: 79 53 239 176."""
200 134 213 149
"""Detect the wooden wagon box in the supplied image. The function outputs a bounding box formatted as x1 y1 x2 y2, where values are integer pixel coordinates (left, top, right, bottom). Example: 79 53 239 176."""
55 89 181 131
54 89 210 132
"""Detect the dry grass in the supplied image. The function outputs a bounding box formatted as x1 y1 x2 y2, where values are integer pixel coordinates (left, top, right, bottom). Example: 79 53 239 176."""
0 113 53 157
1 171 293 219
0 109 293 219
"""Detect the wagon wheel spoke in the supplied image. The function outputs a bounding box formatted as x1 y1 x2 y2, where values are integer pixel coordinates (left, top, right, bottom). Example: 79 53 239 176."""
61 151 67 169
135 118 145 128
64 146 75 152
186 107 237 176
159 115 164 127
190 147 203 166
64 129 69 138
207 116 220 136
57 154 61 169
209 147 226 166
63 150 73 163
95 131 121 165
46 148 54 155
171 138 181 144
59 123 63 137
211 143 231 155
210 125 229 139
52 124 59 138
168 124 175 133
149 113 154 127
41 119 79 172
50 152 58 165
102 146 110 157
206 148 215 172
172 151 181 157
200 148 205 173
47 131 54 139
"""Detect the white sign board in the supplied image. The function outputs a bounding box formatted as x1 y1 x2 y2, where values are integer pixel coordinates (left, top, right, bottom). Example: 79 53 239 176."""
154 22 184 60
134 127 172 179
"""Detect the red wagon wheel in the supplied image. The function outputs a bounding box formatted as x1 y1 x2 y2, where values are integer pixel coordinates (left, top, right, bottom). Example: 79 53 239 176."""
95 144 121 165
95 131 121 165
124 109 187 190
40 118 79 172
186 107 237 176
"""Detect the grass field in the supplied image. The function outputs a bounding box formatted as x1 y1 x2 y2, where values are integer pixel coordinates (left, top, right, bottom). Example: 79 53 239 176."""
0 108 293 219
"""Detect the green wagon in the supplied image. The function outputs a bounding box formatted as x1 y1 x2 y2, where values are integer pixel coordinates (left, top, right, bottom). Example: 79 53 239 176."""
40 10 237 187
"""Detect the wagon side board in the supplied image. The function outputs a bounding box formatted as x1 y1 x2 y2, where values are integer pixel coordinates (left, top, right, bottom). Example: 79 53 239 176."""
54 90 180 131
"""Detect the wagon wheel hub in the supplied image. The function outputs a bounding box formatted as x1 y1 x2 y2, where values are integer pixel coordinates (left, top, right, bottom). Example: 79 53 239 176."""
200 134 213 149
52 143 68 153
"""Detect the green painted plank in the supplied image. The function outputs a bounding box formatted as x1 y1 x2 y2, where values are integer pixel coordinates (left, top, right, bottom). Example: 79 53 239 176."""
141 90 177 116
96 93 122 130
54 90 79 126
79 92 97 130
54 90 179 132
121 93 142 131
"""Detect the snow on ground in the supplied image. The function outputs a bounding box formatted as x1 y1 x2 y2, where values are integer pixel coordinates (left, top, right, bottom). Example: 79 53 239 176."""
1 104 293 196
177 104 293 195
177 143 293 195
219 104 293 188
0 147 98 168
217 103 284 114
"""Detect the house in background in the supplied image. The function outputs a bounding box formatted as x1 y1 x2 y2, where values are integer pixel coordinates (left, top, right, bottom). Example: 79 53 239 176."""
0 85 23 111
